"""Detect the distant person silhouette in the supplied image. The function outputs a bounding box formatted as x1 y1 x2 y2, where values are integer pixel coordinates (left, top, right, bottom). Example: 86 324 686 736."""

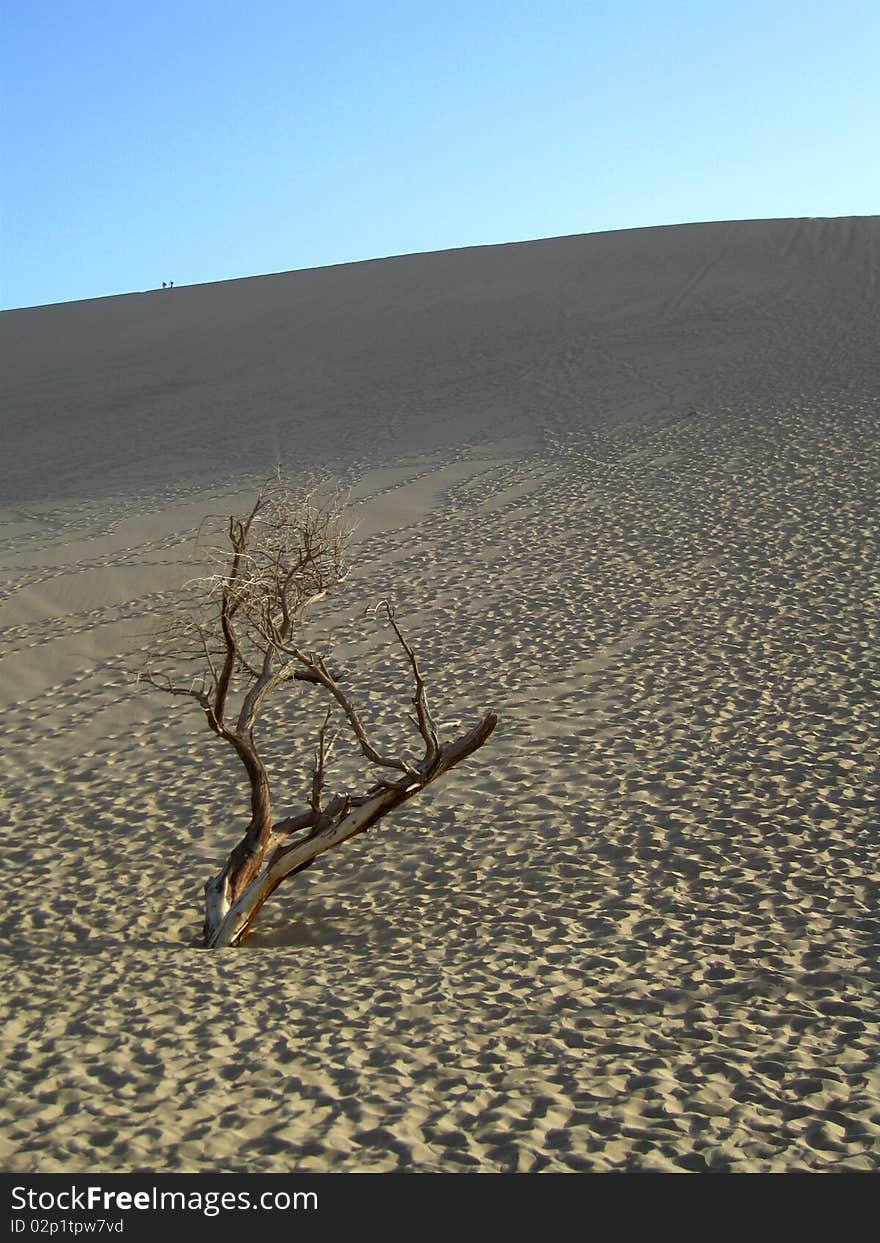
162 281 166 289
169 280 174 289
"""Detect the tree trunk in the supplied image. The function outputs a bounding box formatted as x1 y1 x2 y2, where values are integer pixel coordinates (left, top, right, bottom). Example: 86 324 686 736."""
203 711 497 947
203 760 272 942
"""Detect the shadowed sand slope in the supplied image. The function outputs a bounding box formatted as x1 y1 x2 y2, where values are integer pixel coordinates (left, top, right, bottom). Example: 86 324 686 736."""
1 217 878 504
0 219 878 1172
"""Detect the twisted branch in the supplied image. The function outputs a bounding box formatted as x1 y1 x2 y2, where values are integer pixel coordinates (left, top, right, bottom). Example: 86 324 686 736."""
138 472 497 945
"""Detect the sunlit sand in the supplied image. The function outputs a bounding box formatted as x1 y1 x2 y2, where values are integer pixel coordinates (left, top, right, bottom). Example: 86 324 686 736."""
1 218 878 1171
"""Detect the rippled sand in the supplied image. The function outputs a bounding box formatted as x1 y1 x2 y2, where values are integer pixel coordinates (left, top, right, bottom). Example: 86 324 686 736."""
1 220 878 1172
1 395 877 1171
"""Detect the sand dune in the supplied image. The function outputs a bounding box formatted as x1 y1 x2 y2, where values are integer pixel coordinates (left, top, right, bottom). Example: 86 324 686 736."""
3 216 878 504
0 219 878 1172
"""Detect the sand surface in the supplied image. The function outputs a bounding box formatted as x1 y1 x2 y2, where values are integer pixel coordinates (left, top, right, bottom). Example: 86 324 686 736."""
1 218 878 1172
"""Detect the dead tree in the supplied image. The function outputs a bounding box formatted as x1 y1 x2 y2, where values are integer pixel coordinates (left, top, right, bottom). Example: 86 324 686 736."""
139 476 497 947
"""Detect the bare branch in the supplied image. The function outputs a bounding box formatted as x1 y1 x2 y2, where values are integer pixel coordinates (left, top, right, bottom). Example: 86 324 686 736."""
286 645 416 776
136 668 210 708
369 599 441 766
310 706 335 815
137 472 497 946
209 711 499 947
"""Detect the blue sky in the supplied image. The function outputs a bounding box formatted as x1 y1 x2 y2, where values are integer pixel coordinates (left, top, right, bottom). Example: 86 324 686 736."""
2 0 878 309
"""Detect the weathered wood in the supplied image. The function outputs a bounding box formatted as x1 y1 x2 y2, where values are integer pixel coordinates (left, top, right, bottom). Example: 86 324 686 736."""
206 711 497 947
139 476 498 948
